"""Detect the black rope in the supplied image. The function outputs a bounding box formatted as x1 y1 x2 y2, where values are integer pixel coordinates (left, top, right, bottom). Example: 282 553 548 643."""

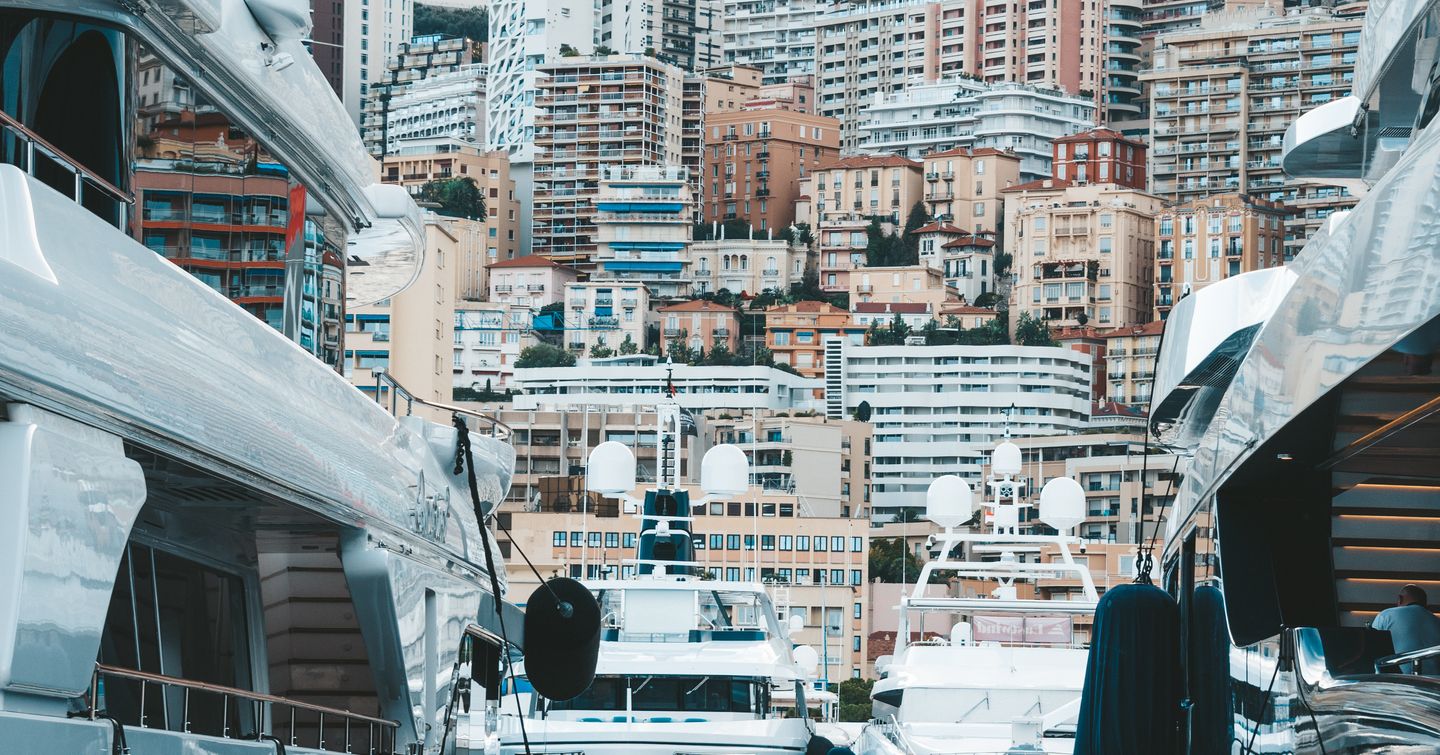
453 414 534 755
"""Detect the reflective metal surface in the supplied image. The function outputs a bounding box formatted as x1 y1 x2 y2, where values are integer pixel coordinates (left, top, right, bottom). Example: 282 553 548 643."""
0 405 147 702
1353 0 1436 104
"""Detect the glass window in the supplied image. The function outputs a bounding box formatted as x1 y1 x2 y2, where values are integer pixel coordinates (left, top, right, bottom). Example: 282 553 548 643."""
814 537 828 552
727 534 741 550
553 532 566 546
762 535 775 550
570 531 583 546
709 534 723 549
853 602 863 618
588 531 601 547
605 532 619 548
831 536 844 551
744 534 756 550
797 536 810 550
625 533 638 548
851 537 863 552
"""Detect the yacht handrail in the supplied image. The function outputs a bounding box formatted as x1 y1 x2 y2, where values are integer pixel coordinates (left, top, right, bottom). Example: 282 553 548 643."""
88 663 399 753
1374 644 1440 674
373 369 511 440
0 107 134 205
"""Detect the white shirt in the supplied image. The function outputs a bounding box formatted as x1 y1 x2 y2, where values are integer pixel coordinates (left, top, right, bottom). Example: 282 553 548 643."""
1373 604 1440 674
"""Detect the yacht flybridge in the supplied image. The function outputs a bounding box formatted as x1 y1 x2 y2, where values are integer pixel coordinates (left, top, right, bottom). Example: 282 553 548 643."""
476 372 825 755
1148 0 1440 750
858 440 1095 755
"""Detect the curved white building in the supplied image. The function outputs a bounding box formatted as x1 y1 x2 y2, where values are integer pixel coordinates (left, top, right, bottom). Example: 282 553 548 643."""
824 342 1093 520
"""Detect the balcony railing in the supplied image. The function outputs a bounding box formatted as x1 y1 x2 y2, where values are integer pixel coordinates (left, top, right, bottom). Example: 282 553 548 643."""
712 327 730 336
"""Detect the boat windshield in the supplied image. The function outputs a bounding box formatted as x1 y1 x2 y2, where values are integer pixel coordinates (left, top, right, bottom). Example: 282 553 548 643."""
548 675 771 713
596 588 773 641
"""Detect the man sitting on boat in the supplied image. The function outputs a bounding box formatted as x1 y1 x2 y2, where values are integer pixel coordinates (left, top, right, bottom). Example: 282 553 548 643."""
1372 585 1440 674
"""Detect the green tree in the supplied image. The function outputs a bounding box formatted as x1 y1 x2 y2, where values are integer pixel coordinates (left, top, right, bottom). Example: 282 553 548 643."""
515 343 576 368
972 291 999 308
864 218 894 267
837 678 875 723
418 177 486 219
900 201 928 264
558 43 581 57
1014 311 1058 347
618 333 638 355
704 342 735 366
589 340 613 359
869 536 921 583
595 44 615 55
414 3 488 41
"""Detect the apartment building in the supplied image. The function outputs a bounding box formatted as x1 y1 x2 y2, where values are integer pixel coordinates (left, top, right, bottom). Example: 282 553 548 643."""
1005 180 1164 330
341 0 412 126
764 301 868 378
500 501 872 678
487 254 578 308
810 155 925 292
852 301 935 332
532 55 704 267
594 0 722 71
658 299 742 355
916 224 995 304
815 0 1142 150
919 147 1021 235
381 138 523 290
824 343 1093 520
1139 0 1272 38
700 65 763 112
454 302 536 393
704 411 873 518
859 81 1094 182
721 0 826 85
702 108 840 233
1154 193 1289 319
486 0 597 162
940 303 1000 329
1051 129 1149 191
690 238 806 296
346 217 459 406
1142 3 1363 255
593 166 695 300
362 35 485 156
486 408 677 505
849 265 950 309
562 281 651 357
512 358 827 412
1102 320 1164 408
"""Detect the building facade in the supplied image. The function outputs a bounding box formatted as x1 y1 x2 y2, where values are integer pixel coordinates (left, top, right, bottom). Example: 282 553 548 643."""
916 224 996 304
1005 180 1164 330
454 302 537 393
690 238 805 296
704 411 873 518
562 280 652 357
810 155 924 292
362 35 485 157
659 299 743 355
487 254 579 308
342 0 412 126
849 265 950 309
764 301 867 378
594 166 695 299
1051 128 1149 191
1154 193 1289 319
858 81 1095 182
485 0 597 162
532 55 704 266
1142 3 1363 255
512 359 826 412
918 148 1022 235
721 0 826 85
824 343 1093 519
1101 320 1164 408
702 107 840 234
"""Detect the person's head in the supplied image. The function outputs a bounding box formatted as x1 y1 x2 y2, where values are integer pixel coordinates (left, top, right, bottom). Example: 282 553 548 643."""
1399 584 1429 607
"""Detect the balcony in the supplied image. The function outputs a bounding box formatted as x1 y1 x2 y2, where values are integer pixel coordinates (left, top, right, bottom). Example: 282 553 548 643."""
621 297 639 308
856 284 873 293
942 170 954 179
756 170 770 180
495 284 514 292
590 316 620 329
664 326 683 337
756 151 770 160
712 327 730 337
756 188 771 197
723 133 738 141
527 283 546 292
569 298 587 308
925 171 939 182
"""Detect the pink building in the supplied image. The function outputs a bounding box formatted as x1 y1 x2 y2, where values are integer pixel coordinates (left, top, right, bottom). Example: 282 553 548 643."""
487 254 579 308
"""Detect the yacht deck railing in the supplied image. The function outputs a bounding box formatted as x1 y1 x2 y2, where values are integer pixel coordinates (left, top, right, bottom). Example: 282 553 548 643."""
87 663 400 754
0 108 133 207
373 369 511 441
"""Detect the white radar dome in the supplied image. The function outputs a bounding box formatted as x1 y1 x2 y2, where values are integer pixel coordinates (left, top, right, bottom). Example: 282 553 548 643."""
992 441 1022 476
1039 476 1086 533
701 444 750 498
793 645 819 678
925 475 975 528
586 441 637 495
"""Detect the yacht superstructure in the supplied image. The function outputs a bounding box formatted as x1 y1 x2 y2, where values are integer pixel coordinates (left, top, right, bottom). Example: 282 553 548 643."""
1150 0 1440 750
0 2 550 753
473 372 822 755
858 440 1096 755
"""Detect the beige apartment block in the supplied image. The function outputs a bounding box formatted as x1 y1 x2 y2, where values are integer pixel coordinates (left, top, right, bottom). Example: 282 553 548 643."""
1142 3 1363 256
346 216 459 413
1154 193 1289 319
815 0 1143 149
532 55 704 267
704 411 873 518
593 165 695 300
689 237 806 296
453 302 537 393
381 139 522 295
699 65 762 112
658 299 743 355
919 147 1021 235
756 76 816 114
849 265 950 309
1005 180 1164 330
1101 320 1164 408
485 409 676 507
916 224 996 305
564 280 651 357
811 155 924 292
487 254 579 308
702 107 840 234
498 502 872 678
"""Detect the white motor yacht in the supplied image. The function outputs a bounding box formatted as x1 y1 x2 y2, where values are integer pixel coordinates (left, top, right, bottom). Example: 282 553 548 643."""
464 371 825 755
858 439 1097 755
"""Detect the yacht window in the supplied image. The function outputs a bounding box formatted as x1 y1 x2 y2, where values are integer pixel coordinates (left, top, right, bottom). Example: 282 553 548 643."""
550 676 768 713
